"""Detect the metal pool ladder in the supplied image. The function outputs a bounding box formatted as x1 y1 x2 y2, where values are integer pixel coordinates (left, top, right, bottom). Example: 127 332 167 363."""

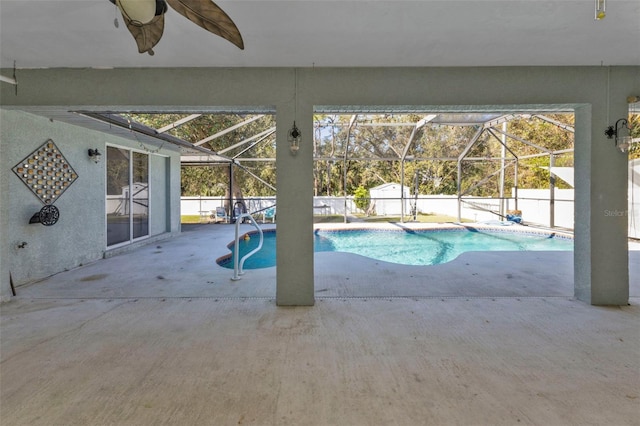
232 213 264 281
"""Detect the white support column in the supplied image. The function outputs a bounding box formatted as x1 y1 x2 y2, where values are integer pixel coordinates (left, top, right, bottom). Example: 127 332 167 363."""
574 96 629 305
275 84 314 306
499 122 507 217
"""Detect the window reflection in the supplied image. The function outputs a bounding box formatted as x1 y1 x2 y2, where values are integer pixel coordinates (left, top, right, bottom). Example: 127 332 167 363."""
106 147 149 246
107 147 130 246
132 152 149 239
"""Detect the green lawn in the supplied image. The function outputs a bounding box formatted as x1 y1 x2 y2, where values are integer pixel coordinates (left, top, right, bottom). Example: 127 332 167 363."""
313 215 346 223
357 213 472 223
313 213 472 223
181 215 205 224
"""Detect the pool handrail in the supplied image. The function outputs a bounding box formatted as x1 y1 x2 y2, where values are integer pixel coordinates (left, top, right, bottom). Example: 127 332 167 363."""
231 213 264 281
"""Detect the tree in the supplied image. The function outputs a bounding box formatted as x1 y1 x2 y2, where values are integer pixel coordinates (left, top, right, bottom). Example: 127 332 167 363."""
629 113 639 160
131 113 276 197
129 112 577 199
353 186 370 212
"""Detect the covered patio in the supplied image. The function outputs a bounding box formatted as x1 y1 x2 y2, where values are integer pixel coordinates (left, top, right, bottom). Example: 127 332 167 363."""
2 223 639 425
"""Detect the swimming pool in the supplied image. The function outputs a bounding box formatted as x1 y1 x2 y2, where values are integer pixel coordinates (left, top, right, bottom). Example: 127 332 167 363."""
217 226 573 269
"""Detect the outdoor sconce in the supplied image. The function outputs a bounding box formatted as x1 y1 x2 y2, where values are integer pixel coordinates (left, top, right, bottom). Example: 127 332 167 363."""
288 121 301 154
88 148 102 163
604 118 631 153
595 0 606 20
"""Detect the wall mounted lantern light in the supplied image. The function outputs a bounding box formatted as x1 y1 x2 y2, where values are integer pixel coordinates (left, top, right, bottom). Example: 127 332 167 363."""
605 118 631 153
88 148 102 163
288 121 301 154
595 0 606 20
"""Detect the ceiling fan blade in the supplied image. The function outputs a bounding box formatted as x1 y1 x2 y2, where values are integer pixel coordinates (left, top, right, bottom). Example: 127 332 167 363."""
122 12 165 55
166 0 244 50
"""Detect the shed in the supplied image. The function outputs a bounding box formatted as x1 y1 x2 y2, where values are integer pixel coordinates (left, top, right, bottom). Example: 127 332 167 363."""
369 183 410 215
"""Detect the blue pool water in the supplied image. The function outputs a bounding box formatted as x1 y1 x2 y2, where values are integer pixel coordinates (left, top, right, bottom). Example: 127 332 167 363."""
217 228 573 269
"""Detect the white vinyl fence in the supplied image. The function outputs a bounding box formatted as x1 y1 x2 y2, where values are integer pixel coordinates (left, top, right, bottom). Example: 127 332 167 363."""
180 193 572 226
630 159 640 239
182 160 640 237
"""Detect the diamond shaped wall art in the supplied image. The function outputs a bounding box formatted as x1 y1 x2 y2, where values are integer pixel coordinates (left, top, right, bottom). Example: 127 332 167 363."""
12 139 78 205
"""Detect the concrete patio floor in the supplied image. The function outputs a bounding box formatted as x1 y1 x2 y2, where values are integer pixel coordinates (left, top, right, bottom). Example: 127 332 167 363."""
2 224 639 425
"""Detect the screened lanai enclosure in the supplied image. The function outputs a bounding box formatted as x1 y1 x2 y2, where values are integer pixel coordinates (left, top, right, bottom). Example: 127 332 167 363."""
81 110 577 229
312 111 575 227
83 111 280 224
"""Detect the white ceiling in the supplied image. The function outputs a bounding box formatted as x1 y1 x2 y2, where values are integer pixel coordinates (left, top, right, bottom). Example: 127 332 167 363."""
1 0 639 69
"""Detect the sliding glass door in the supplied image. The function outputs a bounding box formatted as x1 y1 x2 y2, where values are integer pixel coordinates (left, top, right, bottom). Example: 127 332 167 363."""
107 147 149 247
132 151 149 239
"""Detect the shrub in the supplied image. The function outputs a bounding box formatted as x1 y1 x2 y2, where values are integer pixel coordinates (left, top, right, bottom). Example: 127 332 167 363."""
354 186 370 212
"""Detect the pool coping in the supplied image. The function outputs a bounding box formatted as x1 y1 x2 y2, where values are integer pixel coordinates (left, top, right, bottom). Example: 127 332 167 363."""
313 222 575 240
218 222 575 268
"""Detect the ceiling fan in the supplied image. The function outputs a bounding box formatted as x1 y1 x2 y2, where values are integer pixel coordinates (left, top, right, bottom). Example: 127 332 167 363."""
108 0 244 56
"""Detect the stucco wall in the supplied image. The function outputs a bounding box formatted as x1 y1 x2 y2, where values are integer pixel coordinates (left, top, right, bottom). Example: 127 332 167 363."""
0 110 180 300
0 121 9 302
